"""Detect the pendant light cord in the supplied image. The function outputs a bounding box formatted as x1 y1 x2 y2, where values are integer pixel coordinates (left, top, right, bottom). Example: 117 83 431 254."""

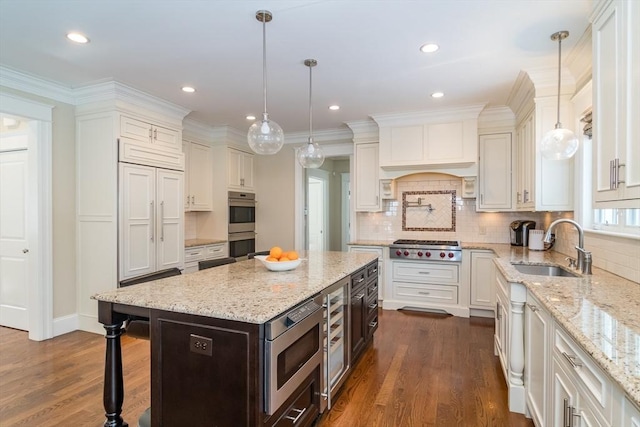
556 34 562 128
309 64 313 140
262 13 268 115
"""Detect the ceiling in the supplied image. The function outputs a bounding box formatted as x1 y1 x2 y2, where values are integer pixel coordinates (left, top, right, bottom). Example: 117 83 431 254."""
0 0 592 136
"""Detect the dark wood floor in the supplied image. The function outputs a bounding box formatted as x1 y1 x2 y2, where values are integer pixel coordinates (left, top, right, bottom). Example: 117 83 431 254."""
0 309 533 427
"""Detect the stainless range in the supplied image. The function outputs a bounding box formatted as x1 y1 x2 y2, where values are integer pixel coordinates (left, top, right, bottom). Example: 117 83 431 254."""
390 239 462 262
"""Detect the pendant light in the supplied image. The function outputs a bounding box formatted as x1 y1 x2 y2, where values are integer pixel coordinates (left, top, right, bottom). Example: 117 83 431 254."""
296 59 325 168
540 30 579 160
248 10 284 155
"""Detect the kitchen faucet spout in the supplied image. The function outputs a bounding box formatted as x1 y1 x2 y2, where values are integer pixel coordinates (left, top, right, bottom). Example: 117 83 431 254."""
543 219 591 274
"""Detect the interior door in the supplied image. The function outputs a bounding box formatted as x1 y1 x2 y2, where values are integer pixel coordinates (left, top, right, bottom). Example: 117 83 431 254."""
308 176 326 251
156 169 184 271
0 150 29 330
119 163 156 280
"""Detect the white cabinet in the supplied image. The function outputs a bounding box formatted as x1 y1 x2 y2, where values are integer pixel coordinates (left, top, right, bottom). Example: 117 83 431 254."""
478 133 512 210
119 163 184 280
354 143 381 212
494 277 510 380
120 115 181 152
525 292 551 427
622 396 640 427
183 140 213 211
184 242 227 274
592 0 640 206
515 111 536 210
469 250 495 310
348 245 385 300
227 147 254 191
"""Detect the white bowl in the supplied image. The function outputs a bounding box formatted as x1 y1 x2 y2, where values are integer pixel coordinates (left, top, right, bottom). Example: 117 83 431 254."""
255 255 302 272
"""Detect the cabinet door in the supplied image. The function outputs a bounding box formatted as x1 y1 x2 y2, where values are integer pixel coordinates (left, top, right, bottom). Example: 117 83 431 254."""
470 251 495 309
183 141 191 211
188 142 213 211
516 112 535 210
552 357 579 427
494 275 510 382
478 133 512 210
152 125 180 151
525 293 550 427
120 115 152 143
350 285 366 363
354 143 380 212
156 169 184 272
241 151 255 191
227 148 254 190
119 163 156 279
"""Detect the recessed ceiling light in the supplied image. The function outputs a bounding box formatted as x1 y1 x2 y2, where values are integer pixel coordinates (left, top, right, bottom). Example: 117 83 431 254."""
67 32 89 44
181 86 196 93
328 105 340 111
431 92 444 98
246 115 256 121
420 43 439 53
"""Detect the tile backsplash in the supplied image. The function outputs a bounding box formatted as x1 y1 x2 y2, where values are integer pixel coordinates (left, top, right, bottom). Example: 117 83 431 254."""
356 173 546 243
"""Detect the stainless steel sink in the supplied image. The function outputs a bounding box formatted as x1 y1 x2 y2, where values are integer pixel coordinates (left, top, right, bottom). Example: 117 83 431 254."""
511 263 580 278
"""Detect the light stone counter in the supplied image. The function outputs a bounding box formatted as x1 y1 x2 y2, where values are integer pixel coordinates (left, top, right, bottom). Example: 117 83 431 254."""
348 240 395 247
185 238 227 248
465 243 640 407
92 251 377 325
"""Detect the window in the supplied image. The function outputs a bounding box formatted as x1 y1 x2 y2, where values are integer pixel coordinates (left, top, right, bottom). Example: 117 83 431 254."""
593 208 640 235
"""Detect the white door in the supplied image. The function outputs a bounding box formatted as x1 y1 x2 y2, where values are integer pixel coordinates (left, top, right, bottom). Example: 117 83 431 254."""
341 173 350 251
119 163 156 280
156 169 184 271
308 176 326 251
0 150 29 330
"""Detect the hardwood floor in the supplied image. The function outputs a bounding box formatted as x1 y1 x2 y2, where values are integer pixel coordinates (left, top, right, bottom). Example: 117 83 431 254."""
0 309 533 427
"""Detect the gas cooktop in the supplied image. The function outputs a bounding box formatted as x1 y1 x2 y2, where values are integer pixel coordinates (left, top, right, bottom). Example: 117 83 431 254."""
390 239 462 261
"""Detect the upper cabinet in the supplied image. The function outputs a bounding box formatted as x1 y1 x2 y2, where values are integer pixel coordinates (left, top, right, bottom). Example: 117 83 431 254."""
227 147 254 192
507 72 574 212
121 115 181 152
354 142 381 212
478 133 512 211
373 105 484 172
183 140 213 212
592 0 640 206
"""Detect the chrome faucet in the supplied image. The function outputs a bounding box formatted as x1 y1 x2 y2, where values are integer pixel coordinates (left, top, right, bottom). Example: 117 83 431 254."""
543 219 592 275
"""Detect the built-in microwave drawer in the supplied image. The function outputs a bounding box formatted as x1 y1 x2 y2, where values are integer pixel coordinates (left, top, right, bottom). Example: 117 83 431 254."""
393 282 458 306
392 261 459 284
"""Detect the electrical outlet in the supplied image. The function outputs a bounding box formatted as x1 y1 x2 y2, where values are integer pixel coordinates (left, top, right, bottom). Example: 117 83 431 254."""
190 334 213 356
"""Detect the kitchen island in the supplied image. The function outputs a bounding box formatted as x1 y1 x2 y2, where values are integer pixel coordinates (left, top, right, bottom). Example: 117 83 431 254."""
92 250 378 427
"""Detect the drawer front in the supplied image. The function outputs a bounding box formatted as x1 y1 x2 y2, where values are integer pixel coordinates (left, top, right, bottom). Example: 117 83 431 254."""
392 261 459 284
366 293 378 317
394 282 458 305
206 244 225 259
367 279 378 299
185 246 206 263
367 262 379 279
554 325 611 418
366 310 378 339
351 268 366 290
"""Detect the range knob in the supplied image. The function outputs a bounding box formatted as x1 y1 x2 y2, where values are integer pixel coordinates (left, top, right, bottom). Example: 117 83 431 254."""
417 251 423 257
395 250 402 256
425 251 431 258
448 252 454 258
403 251 410 257
440 252 446 258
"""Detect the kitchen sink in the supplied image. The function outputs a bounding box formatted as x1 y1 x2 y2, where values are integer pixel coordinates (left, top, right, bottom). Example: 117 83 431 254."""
511 263 580 278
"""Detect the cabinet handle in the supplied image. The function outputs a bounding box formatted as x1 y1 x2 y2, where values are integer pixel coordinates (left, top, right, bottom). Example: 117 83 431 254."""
561 351 582 368
355 293 365 300
150 201 154 242
160 201 165 242
570 406 581 427
480 193 484 205
418 291 431 295
153 128 157 141
523 189 529 203
418 271 430 274
148 128 152 140
614 158 625 188
369 320 378 328
186 195 190 206
284 407 307 423
563 398 570 427
369 302 378 310
191 195 195 204
610 159 616 190
496 302 501 320
356 277 365 283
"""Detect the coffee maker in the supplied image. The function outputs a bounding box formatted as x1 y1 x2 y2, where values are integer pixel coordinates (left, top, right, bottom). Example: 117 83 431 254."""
510 220 536 246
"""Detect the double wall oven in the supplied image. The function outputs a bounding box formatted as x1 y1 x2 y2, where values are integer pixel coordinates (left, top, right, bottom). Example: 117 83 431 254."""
228 191 256 258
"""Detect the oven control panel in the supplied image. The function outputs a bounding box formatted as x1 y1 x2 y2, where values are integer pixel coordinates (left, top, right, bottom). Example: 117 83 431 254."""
390 248 462 262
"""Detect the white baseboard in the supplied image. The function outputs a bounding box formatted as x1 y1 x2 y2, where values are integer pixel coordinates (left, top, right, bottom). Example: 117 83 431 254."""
52 314 78 337
78 313 106 335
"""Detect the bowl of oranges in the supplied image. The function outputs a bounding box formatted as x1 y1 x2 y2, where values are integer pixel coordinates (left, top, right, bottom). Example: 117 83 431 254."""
255 246 301 272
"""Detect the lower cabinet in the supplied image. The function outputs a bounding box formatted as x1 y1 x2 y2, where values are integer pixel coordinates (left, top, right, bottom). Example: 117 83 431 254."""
524 292 551 427
267 370 320 427
348 245 385 300
350 260 379 364
184 242 227 273
469 250 496 312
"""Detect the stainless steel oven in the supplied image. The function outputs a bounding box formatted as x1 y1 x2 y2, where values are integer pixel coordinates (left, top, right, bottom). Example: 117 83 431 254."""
228 191 255 234
265 295 323 415
228 232 256 259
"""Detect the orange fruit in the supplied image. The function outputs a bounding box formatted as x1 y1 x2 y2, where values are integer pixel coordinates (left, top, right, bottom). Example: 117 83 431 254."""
287 251 299 260
269 246 283 259
266 256 279 262
279 256 290 262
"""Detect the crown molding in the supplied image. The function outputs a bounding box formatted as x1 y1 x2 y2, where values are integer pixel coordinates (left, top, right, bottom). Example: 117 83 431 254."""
478 106 516 129
371 103 486 127
0 66 75 104
285 127 353 145
345 119 379 143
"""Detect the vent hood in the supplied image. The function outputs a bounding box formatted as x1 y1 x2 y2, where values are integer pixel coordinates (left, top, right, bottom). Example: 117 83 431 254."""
371 104 485 179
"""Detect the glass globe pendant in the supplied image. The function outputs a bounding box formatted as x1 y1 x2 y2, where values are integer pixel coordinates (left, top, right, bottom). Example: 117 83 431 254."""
541 31 579 160
248 10 284 155
297 59 325 168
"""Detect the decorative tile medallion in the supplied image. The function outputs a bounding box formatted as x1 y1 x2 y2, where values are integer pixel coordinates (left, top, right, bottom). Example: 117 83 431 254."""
402 190 456 231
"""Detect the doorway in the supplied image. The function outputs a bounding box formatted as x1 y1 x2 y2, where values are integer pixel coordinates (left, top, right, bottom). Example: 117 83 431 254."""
0 93 53 341
308 173 328 251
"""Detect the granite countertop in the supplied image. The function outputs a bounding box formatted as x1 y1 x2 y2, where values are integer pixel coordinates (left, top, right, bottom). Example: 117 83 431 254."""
92 251 377 324
185 238 227 248
465 243 640 407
